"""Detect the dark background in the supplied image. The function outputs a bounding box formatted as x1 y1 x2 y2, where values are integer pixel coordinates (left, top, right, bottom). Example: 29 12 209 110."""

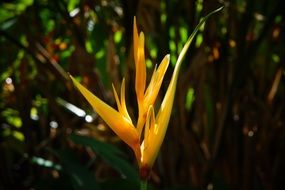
1 0 285 189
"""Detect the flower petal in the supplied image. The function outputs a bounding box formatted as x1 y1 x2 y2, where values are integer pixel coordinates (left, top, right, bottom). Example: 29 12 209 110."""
112 83 123 114
120 78 132 123
112 79 132 124
134 18 146 101
133 17 139 67
141 106 156 162
135 32 146 101
70 75 139 151
144 54 170 111
140 56 177 168
137 55 170 137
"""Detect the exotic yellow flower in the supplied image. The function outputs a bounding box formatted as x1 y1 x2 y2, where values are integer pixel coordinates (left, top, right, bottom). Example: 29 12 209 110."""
69 18 170 164
69 7 223 179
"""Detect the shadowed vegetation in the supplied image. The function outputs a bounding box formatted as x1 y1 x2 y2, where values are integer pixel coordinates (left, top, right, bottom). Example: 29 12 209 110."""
0 0 285 189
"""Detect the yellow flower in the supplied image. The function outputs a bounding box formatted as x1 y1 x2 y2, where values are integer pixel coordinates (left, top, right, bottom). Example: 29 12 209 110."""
69 6 223 178
69 17 178 178
69 18 171 164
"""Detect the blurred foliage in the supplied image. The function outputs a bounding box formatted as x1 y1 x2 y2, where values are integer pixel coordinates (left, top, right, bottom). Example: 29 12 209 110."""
0 0 285 190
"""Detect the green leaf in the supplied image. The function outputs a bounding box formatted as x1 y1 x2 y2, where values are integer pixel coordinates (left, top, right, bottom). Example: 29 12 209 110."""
70 134 139 183
57 149 101 190
0 0 34 23
185 87 195 111
175 6 224 68
67 0 80 12
114 30 123 43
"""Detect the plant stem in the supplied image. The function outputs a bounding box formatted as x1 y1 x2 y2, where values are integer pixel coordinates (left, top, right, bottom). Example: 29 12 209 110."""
140 180 147 190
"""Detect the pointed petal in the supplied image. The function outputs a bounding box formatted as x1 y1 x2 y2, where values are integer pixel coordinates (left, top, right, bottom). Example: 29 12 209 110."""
140 56 178 168
70 75 139 150
137 55 170 137
120 79 132 122
143 106 155 151
135 32 146 101
144 54 170 110
133 17 139 67
112 83 123 113
112 79 132 123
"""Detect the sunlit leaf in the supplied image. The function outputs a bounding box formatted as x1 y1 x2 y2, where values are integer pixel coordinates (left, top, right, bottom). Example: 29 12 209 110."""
272 54 280 63
12 131 24 141
0 0 33 22
1 108 22 128
179 26 188 43
185 88 195 111
67 0 80 12
195 33 203 47
114 31 123 43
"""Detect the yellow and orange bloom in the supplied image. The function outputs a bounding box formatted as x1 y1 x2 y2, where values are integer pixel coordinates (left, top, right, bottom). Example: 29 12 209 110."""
70 18 194 174
69 17 171 170
70 7 223 179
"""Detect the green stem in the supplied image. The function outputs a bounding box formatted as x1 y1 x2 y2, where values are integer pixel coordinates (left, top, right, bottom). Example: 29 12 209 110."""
140 180 147 190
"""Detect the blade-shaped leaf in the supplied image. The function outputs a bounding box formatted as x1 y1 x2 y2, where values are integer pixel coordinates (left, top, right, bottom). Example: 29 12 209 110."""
57 149 101 190
70 134 139 183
